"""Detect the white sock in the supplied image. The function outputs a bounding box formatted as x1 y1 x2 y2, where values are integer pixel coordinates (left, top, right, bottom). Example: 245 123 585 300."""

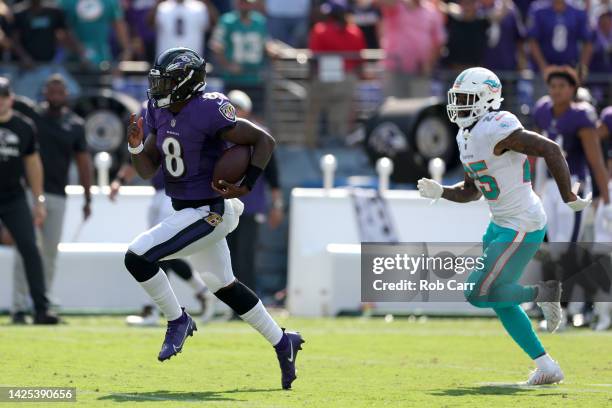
239 300 283 346
534 353 556 370
139 270 182 321
188 272 207 294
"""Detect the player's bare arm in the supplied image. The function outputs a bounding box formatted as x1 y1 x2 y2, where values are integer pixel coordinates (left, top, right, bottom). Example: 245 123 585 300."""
213 118 276 198
441 172 482 203
127 113 161 179
578 127 610 205
494 129 576 203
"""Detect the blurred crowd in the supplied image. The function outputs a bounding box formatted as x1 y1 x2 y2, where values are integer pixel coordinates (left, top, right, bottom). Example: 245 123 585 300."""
0 0 610 147
0 0 609 92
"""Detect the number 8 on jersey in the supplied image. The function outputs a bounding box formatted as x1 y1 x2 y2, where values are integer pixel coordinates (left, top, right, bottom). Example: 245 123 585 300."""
162 137 185 177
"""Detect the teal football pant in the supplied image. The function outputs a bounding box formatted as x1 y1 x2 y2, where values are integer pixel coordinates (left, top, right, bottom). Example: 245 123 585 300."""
465 222 546 359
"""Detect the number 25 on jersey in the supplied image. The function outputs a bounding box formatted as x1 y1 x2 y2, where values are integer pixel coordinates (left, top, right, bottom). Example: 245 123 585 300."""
463 159 531 201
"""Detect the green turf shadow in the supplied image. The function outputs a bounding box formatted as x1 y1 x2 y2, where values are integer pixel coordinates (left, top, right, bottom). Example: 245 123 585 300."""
430 385 566 398
98 388 282 403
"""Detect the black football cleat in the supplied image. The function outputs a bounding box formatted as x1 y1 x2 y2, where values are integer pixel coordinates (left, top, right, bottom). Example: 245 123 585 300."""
275 330 305 390
158 308 197 362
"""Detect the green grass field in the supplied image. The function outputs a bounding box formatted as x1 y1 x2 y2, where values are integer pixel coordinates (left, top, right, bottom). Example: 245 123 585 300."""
1 315 611 407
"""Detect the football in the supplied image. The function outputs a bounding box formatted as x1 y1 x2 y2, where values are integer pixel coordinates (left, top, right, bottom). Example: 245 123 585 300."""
212 144 251 188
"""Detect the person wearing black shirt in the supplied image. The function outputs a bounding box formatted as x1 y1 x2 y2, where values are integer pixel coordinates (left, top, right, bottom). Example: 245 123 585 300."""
12 74 92 319
10 0 86 100
440 0 512 70
0 76 58 324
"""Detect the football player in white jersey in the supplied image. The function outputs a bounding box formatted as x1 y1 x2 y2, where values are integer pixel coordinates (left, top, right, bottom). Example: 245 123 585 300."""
418 67 592 385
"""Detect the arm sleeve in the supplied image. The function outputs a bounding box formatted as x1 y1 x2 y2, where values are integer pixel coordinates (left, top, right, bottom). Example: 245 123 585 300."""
72 122 88 153
486 111 524 149
202 94 237 137
22 120 38 156
576 106 597 130
263 152 279 189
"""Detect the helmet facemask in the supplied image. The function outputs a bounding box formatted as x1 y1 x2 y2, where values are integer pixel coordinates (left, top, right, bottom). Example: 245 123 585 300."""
446 67 504 129
147 70 177 108
447 90 486 129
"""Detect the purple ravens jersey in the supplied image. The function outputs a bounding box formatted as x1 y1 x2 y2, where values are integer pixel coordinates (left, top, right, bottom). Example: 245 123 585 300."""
145 91 237 200
527 0 591 68
532 96 597 179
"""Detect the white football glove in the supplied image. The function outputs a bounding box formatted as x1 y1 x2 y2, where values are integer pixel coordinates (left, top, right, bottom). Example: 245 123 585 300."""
417 178 443 200
565 192 592 212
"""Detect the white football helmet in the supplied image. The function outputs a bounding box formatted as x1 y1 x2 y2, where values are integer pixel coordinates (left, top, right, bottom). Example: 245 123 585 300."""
447 67 504 128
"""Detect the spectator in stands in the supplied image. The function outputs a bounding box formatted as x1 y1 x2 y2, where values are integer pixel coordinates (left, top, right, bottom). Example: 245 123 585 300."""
60 0 132 66
481 0 527 71
265 0 310 48
590 6 612 74
0 77 59 325
305 0 365 146
527 0 593 80
123 0 157 62
11 0 84 100
226 89 283 296
210 0 272 116
352 0 381 49
12 74 92 320
379 0 445 98
149 0 212 58
440 0 512 71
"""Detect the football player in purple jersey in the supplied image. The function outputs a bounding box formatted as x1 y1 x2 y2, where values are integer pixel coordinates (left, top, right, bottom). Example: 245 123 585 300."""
110 101 215 327
123 47 304 390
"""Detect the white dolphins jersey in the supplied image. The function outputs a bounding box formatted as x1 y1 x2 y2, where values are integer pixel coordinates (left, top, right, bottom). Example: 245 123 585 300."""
457 111 547 232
